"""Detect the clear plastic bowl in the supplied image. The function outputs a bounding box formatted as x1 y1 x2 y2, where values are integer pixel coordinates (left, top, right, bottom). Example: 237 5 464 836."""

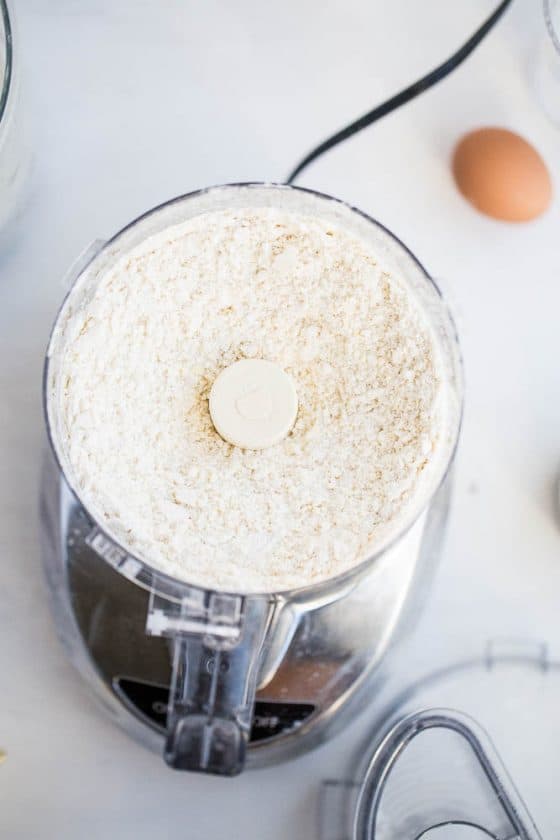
534 0 560 125
0 0 30 234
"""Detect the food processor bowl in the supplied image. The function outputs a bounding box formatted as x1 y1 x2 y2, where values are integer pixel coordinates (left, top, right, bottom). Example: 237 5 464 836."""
42 184 464 775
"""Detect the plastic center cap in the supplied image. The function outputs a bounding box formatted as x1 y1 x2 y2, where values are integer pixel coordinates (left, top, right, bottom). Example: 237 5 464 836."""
209 359 298 450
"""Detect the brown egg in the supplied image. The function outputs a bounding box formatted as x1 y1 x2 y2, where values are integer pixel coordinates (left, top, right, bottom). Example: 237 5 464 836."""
452 127 552 222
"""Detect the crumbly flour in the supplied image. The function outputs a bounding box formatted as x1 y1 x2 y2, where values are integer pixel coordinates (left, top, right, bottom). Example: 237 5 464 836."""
56 208 447 592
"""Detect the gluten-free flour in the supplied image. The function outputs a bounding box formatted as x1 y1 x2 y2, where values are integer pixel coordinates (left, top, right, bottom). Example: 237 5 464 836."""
53 207 451 592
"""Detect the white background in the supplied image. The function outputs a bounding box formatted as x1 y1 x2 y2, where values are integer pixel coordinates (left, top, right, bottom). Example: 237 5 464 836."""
1 0 560 837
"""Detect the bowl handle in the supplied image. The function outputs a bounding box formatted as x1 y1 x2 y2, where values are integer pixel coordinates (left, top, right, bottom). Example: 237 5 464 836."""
147 590 272 776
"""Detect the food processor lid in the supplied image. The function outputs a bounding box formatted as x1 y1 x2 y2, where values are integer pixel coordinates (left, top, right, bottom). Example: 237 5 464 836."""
322 640 560 839
351 709 540 840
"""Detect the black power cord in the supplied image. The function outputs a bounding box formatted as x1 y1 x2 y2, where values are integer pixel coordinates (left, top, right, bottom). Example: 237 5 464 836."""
287 0 514 184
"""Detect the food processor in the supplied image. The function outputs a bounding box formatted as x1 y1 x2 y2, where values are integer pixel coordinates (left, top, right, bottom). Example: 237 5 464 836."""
41 183 463 777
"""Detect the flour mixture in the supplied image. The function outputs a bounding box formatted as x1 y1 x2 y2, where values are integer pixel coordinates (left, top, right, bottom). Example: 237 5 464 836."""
51 205 452 592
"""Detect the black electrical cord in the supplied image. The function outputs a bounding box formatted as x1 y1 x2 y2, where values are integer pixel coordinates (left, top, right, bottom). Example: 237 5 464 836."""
286 0 514 184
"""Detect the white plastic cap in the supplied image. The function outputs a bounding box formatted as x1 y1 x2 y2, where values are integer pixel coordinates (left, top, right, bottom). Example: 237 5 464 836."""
209 359 298 450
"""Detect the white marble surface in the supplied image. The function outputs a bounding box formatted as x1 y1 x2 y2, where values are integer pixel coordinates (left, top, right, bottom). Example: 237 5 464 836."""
1 1 560 837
